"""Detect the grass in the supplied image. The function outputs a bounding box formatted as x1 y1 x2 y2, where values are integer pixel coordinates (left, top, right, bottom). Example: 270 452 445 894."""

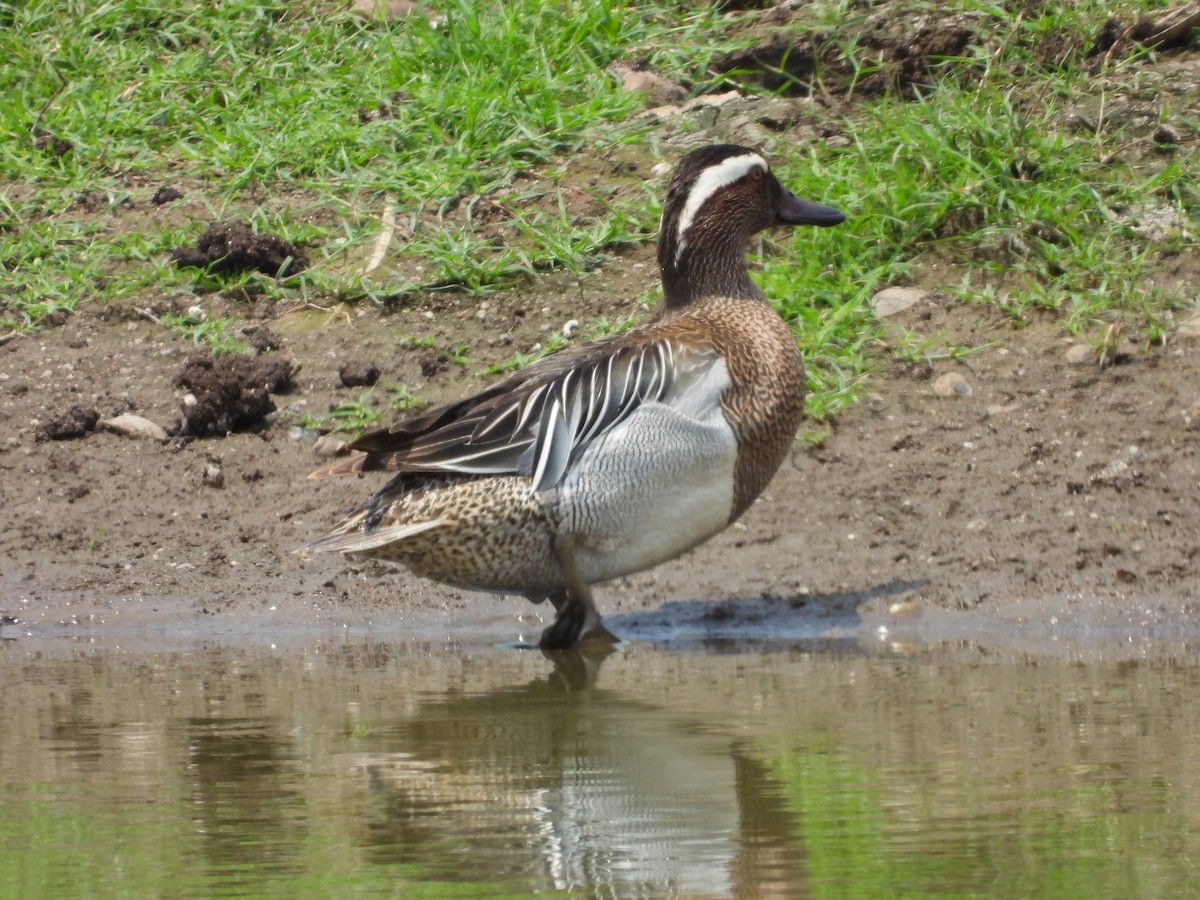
757 10 1198 413
1 0 1196 419
159 310 246 354
300 384 431 438
1 0 664 323
301 393 383 438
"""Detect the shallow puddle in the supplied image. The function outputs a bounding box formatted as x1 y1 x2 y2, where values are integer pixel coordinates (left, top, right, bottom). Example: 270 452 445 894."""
3 624 1199 898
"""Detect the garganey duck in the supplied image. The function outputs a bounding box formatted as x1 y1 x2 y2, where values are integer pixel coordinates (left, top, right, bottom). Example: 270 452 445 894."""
304 144 844 648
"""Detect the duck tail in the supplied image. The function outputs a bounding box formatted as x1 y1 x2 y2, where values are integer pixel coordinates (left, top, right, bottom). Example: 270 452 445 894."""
297 517 442 556
307 453 388 479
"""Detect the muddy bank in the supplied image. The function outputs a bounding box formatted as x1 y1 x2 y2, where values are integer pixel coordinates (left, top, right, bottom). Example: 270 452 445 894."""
2 280 1197 652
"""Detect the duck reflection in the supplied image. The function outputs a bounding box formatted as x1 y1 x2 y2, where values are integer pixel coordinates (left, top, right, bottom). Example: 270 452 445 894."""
350 648 808 898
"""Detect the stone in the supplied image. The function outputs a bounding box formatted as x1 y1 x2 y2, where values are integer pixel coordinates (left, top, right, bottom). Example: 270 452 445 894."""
933 372 972 398
314 434 347 458
201 462 224 489
99 414 168 442
1066 344 1094 365
606 62 687 106
870 286 927 318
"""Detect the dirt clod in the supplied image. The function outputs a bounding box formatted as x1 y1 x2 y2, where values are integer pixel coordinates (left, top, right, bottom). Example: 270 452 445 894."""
33 128 71 158
35 406 99 442
173 352 296 436
419 352 450 378
338 362 381 388
241 326 284 354
170 220 309 278
151 186 183 205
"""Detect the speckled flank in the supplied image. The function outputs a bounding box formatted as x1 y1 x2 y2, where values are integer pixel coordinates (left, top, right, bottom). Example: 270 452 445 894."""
346 473 562 596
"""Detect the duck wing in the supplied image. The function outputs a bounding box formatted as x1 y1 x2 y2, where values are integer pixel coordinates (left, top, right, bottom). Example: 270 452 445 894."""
310 330 724 494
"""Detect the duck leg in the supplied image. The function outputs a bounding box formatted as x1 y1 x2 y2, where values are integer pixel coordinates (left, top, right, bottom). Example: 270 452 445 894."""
540 534 618 650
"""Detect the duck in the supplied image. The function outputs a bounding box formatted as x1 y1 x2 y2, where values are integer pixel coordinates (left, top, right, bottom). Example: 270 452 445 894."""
303 144 844 649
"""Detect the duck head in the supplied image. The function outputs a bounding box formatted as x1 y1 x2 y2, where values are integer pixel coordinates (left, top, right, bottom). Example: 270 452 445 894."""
657 144 844 308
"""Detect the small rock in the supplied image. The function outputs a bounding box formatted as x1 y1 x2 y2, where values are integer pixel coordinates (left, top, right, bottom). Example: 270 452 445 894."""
607 61 687 106
1066 343 1094 365
870 286 927 318
986 403 1019 418
100 414 168 442
562 319 580 338
887 601 921 617
201 462 224 488
933 372 972 398
682 90 744 113
313 433 347 458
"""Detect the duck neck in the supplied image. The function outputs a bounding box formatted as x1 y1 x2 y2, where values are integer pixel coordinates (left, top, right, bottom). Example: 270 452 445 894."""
658 237 763 311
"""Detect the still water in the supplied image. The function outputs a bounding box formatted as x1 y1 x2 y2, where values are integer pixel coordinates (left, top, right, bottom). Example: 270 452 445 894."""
2 626 1199 898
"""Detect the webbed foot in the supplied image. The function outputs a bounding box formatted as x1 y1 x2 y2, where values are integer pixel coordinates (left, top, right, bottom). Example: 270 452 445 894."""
538 588 618 650
537 535 620 650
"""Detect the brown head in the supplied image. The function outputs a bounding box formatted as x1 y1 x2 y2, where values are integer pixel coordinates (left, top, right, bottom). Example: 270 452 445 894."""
657 145 844 309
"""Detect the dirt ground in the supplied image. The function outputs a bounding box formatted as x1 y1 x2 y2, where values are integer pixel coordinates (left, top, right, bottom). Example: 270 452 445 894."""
3 3 1199 649
3 249 1197 648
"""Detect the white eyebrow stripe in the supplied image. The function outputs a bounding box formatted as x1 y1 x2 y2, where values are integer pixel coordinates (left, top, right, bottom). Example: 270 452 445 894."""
674 152 766 261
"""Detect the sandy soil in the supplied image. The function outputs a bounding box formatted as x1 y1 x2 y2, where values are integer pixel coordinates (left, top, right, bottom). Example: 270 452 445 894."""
3 3 1199 650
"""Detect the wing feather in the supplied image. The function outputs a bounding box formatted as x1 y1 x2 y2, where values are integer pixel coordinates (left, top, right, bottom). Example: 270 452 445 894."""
310 332 725 491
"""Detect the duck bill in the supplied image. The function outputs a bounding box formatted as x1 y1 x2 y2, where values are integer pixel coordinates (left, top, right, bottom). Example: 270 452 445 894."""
777 191 845 227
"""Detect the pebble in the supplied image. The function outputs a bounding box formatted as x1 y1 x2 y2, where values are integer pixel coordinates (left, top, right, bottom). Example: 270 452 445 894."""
99 413 168 442
562 319 580 338
1065 343 1094 365
201 462 224 489
887 601 921 617
933 372 972 397
313 434 346 458
870 286 926 319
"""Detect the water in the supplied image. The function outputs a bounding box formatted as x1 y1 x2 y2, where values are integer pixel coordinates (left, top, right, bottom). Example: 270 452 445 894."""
2 629 1199 898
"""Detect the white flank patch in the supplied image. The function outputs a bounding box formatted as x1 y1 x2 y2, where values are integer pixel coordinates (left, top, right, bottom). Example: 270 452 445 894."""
674 152 766 261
